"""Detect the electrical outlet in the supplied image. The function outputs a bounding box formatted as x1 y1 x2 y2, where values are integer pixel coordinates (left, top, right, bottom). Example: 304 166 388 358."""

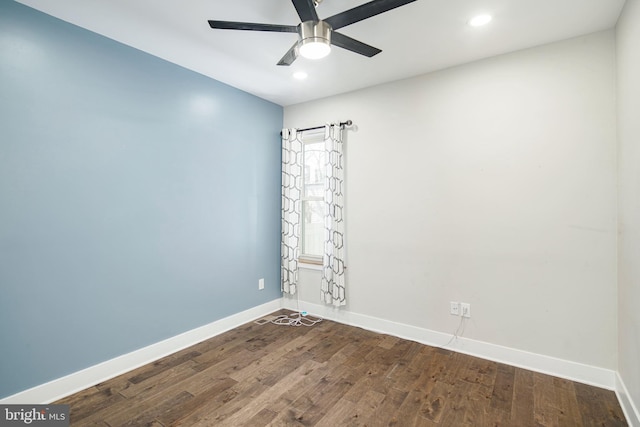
258 278 264 290
461 303 471 318
450 301 460 316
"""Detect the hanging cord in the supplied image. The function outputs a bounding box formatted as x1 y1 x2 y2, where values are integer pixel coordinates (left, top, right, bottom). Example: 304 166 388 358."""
271 281 323 327
271 311 323 327
440 315 467 349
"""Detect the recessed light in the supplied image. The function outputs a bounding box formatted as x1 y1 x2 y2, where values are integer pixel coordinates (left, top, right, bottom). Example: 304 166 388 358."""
293 71 308 80
469 14 492 27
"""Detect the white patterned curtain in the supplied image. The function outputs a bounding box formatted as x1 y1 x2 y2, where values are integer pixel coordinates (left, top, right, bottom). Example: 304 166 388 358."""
320 124 346 306
281 129 302 295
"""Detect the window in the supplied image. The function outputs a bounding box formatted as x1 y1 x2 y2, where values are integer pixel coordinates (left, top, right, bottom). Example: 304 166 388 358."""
281 123 346 304
300 131 326 263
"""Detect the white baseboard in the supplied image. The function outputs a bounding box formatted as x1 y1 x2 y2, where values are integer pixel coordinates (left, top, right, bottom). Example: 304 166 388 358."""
0 299 283 404
283 300 618 391
616 372 640 427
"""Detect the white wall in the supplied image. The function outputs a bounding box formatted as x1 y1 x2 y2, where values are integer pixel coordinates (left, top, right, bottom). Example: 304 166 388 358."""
617 0 640 420
284 31 618 370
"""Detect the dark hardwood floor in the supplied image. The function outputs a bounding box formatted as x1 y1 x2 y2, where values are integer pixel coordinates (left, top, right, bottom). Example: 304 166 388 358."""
56 310 627 426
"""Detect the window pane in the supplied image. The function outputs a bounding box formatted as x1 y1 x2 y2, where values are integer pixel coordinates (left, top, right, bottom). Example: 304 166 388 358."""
304 141 325 198
302 200 325 256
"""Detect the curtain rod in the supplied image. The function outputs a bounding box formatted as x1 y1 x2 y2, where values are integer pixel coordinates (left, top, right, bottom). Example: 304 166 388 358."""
280 120 352 136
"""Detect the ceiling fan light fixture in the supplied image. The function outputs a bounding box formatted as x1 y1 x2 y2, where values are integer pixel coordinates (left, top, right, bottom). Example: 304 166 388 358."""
299 40 331 59
298 21 332 60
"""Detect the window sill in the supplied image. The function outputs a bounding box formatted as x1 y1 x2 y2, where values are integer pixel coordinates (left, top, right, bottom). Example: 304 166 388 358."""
299 258 323 271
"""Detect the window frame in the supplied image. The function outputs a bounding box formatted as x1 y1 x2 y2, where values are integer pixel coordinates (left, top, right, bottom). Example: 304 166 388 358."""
299 130 325 265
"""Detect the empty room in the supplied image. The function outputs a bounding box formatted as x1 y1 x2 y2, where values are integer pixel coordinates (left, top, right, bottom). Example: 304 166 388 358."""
1 0 639 425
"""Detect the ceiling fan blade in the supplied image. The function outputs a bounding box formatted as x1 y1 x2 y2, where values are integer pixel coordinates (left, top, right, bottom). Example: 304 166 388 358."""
208 20 298 33
292 0 319 22
331 31 381 57
324 0 417 30
277 42 300 66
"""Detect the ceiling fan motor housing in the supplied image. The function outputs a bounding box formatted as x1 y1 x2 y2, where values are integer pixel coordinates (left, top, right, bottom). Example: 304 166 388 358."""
299 20 332 45
298 20 332 59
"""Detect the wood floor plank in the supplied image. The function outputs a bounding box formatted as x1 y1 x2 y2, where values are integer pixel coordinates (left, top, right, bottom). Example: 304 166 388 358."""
57 386 125 424
419 379 453 423
240 408 278 426
270 353 356 425
278 341 361 425
383 342 427 392
128 350 201 385
55 311 628 426
193 379 270 426
189 321 288 372
552 377 583 427
387 348 453 425
227 331 318 384
288 377 353 426
359 386 409 427
316 388 386 427
313 395 358 427
257 366 334 426
533 372 560 426
366 339 420 400
120 390 194 427
377 334 400 349
82 367 237 425
490 363 515 414
194 359 325 427
166 380 242 426
438 355 485 426
459 381 494 426
460 353 497 386
156 376 239 426
510 367 535 427
574 381 628 426
118 359 199 399
306 330 351 363
340 352 396 402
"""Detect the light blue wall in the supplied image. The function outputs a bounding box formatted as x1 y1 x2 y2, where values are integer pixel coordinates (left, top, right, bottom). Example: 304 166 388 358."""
0 1 283 398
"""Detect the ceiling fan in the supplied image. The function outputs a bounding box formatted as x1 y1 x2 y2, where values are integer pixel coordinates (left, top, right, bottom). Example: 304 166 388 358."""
208 0 417 66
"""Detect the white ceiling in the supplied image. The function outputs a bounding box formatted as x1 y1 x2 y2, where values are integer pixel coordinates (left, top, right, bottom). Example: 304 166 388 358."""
16 0 626 106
